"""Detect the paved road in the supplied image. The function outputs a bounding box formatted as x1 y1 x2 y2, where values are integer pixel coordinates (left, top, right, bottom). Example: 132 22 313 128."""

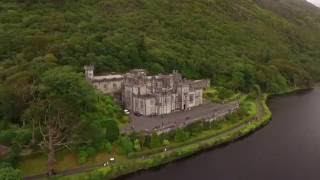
122 101 239 134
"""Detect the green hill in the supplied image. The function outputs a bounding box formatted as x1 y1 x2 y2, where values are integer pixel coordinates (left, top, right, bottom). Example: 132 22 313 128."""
256 0 320 23
1 0 320 92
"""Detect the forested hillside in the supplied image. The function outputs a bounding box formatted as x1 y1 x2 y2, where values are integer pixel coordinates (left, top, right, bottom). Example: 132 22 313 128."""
256 0 320 24
0 0 319 175
1 0 320 92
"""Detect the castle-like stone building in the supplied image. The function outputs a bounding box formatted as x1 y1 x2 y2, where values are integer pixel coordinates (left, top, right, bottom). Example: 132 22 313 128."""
84 66 210 116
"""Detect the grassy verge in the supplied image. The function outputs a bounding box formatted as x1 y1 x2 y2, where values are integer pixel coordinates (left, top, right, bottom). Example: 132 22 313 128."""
204 87 241 103
17 150 129 177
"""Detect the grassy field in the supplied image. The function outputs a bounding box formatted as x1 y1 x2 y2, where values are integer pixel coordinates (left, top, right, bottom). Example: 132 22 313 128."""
18 149 129 176
204 87 241 103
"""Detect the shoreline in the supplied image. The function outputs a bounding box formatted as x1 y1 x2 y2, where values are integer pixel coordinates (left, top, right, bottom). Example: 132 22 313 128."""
28 87 312 180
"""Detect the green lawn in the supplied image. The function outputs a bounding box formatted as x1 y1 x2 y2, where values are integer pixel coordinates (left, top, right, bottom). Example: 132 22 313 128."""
204 87 241 103
18 150 128 176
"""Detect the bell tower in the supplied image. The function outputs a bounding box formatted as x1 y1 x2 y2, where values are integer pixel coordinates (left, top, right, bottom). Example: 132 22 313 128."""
84 65 94 80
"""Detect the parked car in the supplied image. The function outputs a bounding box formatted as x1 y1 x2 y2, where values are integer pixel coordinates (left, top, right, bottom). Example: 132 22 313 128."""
124 109 130 115
134 112 142 116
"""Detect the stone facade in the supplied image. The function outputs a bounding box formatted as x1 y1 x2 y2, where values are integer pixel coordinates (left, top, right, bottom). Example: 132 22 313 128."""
84 65 210 116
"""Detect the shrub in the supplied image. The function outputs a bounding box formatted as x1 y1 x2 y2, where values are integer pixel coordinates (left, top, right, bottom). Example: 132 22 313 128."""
149 134 162 149
87 147 97 157
14 129 32 146
174 130 190 142
0 129 32 147
103 120 120 143
0 130 16 145
133 139 141 152
0 164 22 180
142 135 151 148
118 137 134 155
217 87 234 100
78 150 89 164
77 146 97 164
103 141 113 153
185 122 204 135
162 139 170 146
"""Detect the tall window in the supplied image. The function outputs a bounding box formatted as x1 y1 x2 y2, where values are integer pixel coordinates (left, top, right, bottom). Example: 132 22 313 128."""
135 99 138 109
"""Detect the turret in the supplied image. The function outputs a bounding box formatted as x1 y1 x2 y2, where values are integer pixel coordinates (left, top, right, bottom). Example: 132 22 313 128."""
84 65 94 80
172 69 182 83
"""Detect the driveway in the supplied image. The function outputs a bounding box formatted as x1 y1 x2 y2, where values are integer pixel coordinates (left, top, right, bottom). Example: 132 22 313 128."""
121 101 239 134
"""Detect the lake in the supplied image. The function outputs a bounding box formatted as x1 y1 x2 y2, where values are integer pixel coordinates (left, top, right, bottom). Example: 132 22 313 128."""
125 87 320 180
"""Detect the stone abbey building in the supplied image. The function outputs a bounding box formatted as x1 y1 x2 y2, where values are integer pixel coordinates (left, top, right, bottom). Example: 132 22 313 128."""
84 66 210 116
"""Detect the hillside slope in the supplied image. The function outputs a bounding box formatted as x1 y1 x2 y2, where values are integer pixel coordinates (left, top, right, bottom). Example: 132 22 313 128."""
0 0 319 93
256 0 320 34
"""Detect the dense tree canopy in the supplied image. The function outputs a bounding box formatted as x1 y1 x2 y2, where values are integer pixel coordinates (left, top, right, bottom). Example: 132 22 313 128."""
0 0 319 93
0 62 122 173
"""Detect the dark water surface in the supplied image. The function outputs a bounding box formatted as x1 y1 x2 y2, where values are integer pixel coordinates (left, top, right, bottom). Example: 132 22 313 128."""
125 87 320 180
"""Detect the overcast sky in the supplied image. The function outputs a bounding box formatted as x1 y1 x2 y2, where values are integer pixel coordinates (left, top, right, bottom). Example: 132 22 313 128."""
307 0 320 7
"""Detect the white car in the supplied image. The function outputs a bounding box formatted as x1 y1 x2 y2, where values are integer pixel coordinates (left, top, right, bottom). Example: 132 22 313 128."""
124 109 130 115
